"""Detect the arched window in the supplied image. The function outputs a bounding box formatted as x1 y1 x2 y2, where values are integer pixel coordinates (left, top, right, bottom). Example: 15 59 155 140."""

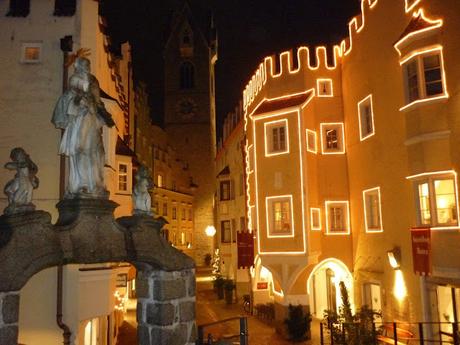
180 62 194 89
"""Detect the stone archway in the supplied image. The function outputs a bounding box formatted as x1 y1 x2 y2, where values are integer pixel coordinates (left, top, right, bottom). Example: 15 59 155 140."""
0 199 196 345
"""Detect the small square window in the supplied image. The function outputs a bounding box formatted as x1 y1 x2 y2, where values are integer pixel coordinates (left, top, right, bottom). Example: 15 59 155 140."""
264 119 289 156
266 195 294 237
363 187 383 232
7 0 30 17
310 208 321 230
317 79 333 97
325 201 350 235
320 123 345 154
306 129 317 154
21 43 42 64
358 95 375 141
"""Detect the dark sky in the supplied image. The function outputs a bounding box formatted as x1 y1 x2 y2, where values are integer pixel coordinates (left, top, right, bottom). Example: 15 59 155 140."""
102 0 360 138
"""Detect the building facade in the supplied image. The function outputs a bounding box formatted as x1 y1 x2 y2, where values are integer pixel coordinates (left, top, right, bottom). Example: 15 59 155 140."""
135 83 195 258
0 0 136 343
163 2 218 265
243 0 460 336
215 103 250 294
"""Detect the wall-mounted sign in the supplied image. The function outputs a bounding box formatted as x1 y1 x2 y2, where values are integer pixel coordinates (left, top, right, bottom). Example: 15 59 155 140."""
257 282 268 290
237 231 254 269
411 227 431 276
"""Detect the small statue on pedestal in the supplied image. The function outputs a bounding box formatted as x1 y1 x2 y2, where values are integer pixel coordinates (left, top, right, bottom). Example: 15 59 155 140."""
132 166 154 216
52 56 115 199
3 148 39 215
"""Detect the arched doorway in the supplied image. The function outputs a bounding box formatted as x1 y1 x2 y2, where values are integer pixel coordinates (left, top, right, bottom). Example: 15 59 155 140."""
307 258 353 319
251 256 284 305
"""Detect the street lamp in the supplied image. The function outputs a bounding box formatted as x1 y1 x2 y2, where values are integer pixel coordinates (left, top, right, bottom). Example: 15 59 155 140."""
205 225 216 237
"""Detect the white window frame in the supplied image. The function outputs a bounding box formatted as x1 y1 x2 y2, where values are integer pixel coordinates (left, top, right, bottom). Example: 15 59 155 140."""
264 119 289 157
400 46 448 111
325 201 350 235
310 207 322 231
306 129 317 154
266 195 294 238
320 123 345 155
358 95 375 141
317 78 333 97
21 42 42 64
363 187 383 233
117 162 131 194
411 173 459 229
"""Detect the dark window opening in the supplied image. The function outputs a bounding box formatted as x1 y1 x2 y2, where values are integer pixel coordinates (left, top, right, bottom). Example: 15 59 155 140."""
180 62 195 89
7 0 30 17
54 0 76 16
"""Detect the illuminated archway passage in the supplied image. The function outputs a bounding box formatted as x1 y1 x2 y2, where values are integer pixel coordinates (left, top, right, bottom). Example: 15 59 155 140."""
307 258 353 318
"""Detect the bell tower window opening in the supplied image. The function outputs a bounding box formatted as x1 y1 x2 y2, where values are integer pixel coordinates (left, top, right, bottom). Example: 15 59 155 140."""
180 61 195 89
7 0 30 17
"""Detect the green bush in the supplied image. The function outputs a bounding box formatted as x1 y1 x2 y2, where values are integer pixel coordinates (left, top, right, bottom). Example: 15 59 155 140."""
284 304 312 342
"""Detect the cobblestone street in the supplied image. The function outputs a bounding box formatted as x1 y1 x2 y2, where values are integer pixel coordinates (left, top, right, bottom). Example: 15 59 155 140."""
196 269 319 345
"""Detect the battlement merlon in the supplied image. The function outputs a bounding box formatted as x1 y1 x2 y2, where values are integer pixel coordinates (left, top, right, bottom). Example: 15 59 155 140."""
243 0 425 113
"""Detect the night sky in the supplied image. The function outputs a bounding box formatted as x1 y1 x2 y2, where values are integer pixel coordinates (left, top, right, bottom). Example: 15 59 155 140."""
102 0 360 138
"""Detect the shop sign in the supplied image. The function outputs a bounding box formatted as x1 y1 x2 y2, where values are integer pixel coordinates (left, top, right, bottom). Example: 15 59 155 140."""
257 282 268 290
237 231 254 269
411 227 431 276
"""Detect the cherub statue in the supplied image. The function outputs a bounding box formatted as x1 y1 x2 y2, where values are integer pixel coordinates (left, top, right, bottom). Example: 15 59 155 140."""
52 56 115 199
132 166 154 216
3 148 39 215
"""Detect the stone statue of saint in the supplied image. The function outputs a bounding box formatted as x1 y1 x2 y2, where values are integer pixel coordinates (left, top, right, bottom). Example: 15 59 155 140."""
3 148 39 215
52 57 115 199
132 166 154 216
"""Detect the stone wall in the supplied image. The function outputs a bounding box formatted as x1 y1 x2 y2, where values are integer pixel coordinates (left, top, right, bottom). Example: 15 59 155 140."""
137 269 196 345
0 292 19 345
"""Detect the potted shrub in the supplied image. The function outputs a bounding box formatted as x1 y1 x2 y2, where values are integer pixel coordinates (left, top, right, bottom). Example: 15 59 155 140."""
284 304 312 342
224 279 236 304
204 253 212 266
213 275 225 299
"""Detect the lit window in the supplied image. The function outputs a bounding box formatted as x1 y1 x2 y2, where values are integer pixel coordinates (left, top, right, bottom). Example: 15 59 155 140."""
221 220 231 243
320 123 345 154
325 201 350 235
180 61 194 89
7 0 30 17
363 187 383 232
306 129 317 153
117 163 128 192
358 95 375 140
157 174 163 188
172 207 177 220
264 119 289 156
310 208 321 230
401 49 447 109
220 180 231 201
317 79 333 97
266 196 293 237
414 176 458 227
21 43 42 63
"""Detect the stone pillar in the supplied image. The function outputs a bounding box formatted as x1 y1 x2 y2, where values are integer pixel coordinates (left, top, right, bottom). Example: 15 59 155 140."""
137 268 196 345
0 292 19 345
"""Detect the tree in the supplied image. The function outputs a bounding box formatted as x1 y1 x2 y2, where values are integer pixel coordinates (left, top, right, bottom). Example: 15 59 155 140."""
284 304 312 342
323 281 381 345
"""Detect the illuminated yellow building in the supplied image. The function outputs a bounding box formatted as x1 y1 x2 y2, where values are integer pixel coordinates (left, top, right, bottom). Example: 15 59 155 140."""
243 0 460 332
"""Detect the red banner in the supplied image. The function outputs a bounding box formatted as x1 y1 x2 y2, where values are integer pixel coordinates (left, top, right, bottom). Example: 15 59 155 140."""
411 227 431 276
237 231 254 269
257 282 268 290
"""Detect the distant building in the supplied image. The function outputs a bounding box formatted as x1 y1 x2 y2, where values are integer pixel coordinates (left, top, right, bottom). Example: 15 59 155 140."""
243 0 460 336
0 0 135 343
134 82 195 257
163 1 218 265
215 102 249 294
